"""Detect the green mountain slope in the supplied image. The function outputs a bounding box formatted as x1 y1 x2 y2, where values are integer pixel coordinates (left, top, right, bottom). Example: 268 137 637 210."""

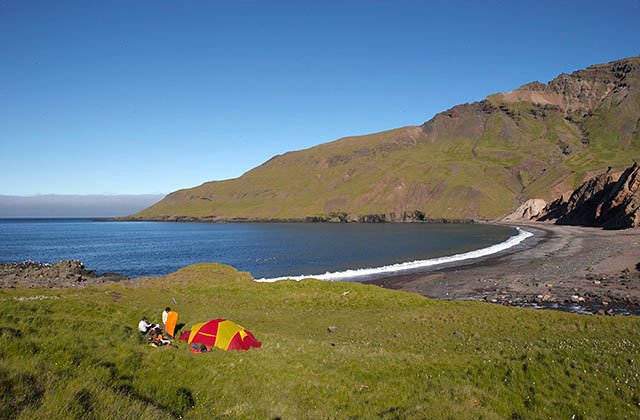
133 56 640 221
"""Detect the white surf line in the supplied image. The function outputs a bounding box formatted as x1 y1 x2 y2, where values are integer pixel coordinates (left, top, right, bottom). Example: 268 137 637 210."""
255 227 534 283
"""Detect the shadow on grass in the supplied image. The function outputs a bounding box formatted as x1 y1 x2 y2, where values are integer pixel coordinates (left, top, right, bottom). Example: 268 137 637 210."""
98 360 195 417
0 368 44 419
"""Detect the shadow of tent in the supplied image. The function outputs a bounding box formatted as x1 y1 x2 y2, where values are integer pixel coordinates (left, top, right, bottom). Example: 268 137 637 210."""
174 323 186 336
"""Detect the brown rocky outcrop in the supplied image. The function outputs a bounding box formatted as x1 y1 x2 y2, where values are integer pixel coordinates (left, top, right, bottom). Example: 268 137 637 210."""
538 163 640 229
498 58 635 116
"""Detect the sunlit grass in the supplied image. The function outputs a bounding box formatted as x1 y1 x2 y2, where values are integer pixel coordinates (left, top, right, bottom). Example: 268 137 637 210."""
1 263 639 418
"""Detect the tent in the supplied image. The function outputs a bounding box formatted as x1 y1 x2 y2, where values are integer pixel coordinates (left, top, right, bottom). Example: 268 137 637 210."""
178 319 262 351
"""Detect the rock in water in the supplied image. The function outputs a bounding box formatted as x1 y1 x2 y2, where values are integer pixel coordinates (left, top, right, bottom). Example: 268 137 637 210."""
0 260 127 288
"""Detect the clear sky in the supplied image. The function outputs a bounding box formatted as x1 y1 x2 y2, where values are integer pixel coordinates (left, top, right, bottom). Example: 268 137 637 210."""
1 0 639 195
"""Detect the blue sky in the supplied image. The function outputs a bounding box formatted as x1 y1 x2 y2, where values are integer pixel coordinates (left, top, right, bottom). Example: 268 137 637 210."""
1 0 639 195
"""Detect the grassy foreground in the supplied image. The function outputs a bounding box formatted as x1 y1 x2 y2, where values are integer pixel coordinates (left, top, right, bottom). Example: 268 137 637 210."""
1 264 639 419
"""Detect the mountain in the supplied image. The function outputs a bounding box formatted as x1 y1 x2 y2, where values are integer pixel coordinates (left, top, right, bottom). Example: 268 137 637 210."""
131 56 640 222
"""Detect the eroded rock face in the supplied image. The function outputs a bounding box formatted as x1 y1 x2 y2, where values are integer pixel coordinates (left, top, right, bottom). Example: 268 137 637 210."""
503 199 548 221
596 163 640 228
499 58 636 115
539 163 640 229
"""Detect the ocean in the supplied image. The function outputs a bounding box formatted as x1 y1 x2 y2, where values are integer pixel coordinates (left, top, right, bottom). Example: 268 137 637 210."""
0 219 529 280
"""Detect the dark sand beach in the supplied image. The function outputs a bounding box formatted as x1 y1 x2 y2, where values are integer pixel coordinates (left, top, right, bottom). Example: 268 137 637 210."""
365 222 640 314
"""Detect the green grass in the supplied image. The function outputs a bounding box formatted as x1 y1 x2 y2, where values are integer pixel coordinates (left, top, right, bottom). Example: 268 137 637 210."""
1 263 639 419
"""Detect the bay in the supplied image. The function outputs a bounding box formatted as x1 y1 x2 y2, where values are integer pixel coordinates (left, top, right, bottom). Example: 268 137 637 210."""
0 219 518 280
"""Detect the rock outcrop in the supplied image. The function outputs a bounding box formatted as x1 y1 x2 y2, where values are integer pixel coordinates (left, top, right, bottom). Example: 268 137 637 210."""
503 199 548 221
0 260 127 288
498 60 633 116
538 163 640 229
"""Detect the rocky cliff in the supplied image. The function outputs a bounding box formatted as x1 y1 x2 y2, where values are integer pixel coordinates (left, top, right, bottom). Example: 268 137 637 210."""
131 56 640 222
538 163 640 229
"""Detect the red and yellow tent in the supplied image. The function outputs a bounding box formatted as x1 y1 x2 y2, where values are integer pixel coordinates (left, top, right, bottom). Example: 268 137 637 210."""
178 319 262 351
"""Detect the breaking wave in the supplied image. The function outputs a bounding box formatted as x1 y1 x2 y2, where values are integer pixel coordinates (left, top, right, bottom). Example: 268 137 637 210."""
255 227 533 282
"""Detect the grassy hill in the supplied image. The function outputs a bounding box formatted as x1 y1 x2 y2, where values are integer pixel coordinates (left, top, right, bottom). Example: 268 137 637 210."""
1 264 639 418
132 56 640 221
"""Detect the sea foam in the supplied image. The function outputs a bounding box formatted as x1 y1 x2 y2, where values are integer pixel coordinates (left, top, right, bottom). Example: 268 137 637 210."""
255 227 533 282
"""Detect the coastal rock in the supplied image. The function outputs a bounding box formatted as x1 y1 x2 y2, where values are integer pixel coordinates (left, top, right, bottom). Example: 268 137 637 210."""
503 199 548 221
538 162 640 229
0 260 127 288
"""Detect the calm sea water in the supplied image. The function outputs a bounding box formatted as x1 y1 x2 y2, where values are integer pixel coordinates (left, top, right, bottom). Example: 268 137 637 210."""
0 219 518 280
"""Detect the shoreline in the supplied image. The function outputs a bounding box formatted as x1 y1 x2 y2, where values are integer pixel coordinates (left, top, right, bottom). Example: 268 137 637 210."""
3 219 640 315
108 214 477 224
363 222 640 315
255 225 532 282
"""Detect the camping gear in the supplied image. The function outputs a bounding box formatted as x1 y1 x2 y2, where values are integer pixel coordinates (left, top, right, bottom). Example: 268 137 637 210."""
189 344 208 354
147 331 172 347
179 319 262 351
165 311 178 338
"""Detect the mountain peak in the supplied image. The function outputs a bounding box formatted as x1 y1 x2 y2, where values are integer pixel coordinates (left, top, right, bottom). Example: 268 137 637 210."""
493 56 639 115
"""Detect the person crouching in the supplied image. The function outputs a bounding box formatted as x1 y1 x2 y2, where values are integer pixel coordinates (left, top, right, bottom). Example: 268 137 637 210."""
138 317 160 335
